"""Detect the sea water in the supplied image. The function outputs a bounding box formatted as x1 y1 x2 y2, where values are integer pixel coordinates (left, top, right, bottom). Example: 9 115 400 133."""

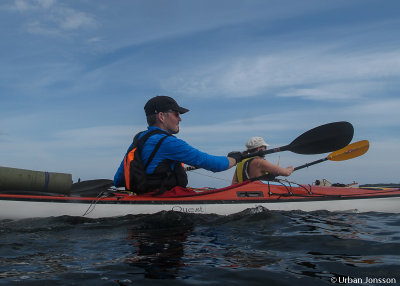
0 209 399 285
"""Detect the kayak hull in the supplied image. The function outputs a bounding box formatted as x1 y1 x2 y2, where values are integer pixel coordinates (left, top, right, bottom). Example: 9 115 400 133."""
0 196 399 220
1 180 399 220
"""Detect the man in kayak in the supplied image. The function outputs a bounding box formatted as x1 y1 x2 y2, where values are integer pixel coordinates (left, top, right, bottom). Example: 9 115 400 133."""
114 95 241 194
232 137 294 184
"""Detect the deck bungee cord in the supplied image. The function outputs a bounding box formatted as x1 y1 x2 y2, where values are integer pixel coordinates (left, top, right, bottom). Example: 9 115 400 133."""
187 169 231 183
82 189 117 217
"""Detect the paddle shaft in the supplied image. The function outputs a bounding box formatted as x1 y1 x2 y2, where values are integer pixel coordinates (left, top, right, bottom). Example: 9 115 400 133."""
294 158 328 171
294 140 369 172
241 145 290 160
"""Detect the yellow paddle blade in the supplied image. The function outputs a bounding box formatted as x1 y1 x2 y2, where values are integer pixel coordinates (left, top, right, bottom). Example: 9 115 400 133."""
327 140 370 161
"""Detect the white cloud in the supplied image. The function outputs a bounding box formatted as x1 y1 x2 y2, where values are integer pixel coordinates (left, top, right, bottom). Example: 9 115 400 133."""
53 125 139 149
163 47 400 101
0 125 137 177
26 20 60 36
12 0 55 11
9 0 98 36
87 37 102 43
343 98 400 128
276 81 383 101
352 98 400 115
55 7 98 30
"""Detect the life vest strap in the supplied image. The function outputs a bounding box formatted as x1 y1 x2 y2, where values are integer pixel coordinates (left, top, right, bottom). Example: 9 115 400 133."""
143 133 170 170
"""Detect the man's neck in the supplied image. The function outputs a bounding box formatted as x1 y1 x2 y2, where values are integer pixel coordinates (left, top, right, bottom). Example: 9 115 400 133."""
149 125 171 134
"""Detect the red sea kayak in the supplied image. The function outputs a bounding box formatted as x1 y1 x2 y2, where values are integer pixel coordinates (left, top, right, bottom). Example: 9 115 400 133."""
0 179 399 220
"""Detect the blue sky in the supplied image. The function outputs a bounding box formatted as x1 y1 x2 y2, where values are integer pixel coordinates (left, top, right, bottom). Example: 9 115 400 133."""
1 0 399 187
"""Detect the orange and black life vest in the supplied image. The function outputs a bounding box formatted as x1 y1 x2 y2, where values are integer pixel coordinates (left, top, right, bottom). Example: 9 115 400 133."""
123 129 169 193
123 129 188 194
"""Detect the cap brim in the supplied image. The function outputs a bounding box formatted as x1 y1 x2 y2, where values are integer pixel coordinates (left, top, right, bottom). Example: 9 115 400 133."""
176 107 189 114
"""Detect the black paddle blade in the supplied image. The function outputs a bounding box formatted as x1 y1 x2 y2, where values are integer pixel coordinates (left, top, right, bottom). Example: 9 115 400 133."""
289 121 354 154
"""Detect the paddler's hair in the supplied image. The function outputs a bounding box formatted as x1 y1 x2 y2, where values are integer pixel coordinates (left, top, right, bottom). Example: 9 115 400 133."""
146 114 158 126
245 147 266 157
246 148 258 154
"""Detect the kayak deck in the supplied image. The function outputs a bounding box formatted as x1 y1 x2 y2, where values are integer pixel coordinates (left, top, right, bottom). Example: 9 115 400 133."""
2 179 400 201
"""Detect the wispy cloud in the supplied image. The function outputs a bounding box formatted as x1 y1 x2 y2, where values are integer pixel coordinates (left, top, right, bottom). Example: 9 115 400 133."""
162 46 400 101
11 0 55 11
354 98 400 116
52 125 140 149
56 7 98 30
276 82 381 101
344 98 400 129
7 0 98 36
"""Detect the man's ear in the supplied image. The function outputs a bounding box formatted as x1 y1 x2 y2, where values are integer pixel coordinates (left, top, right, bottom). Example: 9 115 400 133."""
157 112 165 123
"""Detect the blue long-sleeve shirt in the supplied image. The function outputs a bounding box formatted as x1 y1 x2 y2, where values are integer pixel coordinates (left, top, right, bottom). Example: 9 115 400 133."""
114 127 229 187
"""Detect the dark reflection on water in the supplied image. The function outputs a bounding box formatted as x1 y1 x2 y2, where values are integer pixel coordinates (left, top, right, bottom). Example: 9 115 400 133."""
126 225 192 278
0 209 399 285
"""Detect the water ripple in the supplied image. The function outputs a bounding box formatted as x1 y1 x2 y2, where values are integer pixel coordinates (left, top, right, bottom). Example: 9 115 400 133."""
0 209 399 285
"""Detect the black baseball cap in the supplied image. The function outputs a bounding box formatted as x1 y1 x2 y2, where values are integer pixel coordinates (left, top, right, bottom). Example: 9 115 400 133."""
144 96 189 116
